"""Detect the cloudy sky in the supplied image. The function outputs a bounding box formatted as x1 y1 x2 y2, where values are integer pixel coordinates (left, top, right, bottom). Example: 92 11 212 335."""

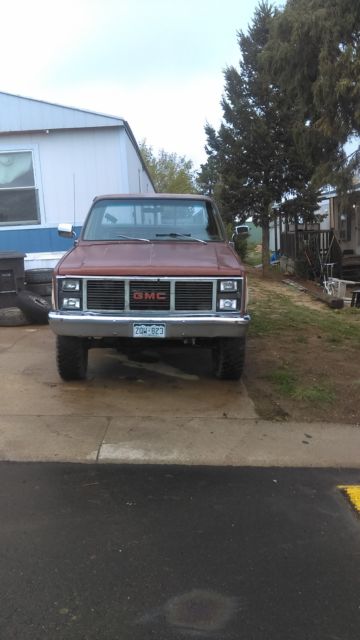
0 0 270 169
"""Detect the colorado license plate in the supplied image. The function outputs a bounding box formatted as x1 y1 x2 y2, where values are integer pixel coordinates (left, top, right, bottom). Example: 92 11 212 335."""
133 323 166 338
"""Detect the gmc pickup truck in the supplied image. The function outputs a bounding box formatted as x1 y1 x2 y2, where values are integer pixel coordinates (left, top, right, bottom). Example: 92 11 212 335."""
49 194 250 381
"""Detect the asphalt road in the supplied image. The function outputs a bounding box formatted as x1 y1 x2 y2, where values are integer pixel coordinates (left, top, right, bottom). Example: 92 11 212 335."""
1 463 360 639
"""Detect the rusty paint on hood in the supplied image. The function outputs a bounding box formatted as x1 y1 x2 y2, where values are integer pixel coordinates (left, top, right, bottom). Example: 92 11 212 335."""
55 241 245 277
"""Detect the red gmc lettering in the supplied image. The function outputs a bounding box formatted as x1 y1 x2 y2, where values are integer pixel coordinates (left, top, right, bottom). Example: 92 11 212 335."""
153 292 166 301
133 292 166 301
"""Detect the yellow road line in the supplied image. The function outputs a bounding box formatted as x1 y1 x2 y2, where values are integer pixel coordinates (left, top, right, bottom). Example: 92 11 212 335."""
338 485 360 514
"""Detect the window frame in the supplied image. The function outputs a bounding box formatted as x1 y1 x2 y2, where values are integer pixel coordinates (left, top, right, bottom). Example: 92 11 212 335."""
339 211 352 242
0 147 42 227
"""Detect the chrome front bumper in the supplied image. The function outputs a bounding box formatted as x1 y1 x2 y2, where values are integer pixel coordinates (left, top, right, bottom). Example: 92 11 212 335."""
48 311 251 339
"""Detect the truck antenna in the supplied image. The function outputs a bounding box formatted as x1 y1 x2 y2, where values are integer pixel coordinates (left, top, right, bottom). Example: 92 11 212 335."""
73 174 76 226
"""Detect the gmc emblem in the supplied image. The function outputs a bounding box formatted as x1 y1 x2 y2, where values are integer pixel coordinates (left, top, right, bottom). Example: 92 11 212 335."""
133 291 167 301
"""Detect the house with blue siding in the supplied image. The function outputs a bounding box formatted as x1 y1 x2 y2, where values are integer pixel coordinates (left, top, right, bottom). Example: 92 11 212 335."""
0 91 154 259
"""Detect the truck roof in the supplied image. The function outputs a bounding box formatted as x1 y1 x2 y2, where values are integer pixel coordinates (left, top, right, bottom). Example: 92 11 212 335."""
92 193 213 203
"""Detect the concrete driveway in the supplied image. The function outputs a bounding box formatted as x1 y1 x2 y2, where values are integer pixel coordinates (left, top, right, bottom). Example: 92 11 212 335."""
1 325 360 466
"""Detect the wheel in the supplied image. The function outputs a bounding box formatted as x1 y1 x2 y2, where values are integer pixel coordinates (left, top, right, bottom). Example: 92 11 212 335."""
16 290 51 324
25 282 53 297
56 336 88 381
212 337 246 380
0 307 30 326
25 268 53 284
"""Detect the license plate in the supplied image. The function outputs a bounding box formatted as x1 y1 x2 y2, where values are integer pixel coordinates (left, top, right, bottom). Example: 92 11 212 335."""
133 323 166 338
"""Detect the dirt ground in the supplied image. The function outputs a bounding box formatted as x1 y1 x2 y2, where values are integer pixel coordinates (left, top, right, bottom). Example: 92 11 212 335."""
245 269 360 424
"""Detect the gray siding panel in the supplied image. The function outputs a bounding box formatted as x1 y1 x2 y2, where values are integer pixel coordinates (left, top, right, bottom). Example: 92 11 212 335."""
0 128 125 227
0 92 123 132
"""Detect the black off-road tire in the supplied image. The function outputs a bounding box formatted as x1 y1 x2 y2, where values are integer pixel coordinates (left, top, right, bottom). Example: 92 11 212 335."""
16 290 51 325
212 337 246 380
0 307 30 326
25 268 53 284
25 282 53 297
56 336 88 381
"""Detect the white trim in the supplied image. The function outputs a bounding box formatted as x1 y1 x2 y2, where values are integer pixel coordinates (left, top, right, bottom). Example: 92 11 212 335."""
0 222 78 231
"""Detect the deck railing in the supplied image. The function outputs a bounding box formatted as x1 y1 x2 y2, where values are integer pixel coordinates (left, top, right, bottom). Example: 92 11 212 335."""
280 229 343 276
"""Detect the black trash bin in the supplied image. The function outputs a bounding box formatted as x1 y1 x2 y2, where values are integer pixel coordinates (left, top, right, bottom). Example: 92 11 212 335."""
0 252 25 309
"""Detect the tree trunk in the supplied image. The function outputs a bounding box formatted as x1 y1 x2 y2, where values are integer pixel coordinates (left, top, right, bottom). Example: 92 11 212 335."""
262 219 270 276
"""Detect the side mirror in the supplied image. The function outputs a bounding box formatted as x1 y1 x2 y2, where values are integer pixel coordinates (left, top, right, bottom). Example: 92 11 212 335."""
58 223 76 239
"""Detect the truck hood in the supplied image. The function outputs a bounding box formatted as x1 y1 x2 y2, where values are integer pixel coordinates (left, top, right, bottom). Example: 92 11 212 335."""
56 241 245 277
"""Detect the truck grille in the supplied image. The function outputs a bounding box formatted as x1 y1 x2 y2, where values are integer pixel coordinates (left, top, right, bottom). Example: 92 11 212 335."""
84 278 216 312
87 280 125 311
175 282 213 311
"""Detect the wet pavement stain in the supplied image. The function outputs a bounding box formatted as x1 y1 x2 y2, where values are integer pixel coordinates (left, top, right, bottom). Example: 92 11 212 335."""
165 589 238 633
107 351 199 381
139 589 239 635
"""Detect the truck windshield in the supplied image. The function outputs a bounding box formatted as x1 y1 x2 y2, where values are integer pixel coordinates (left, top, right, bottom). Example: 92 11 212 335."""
82 198 223 242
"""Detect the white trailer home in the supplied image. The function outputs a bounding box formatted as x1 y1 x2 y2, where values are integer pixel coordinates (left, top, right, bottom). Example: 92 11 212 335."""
0 92 154 260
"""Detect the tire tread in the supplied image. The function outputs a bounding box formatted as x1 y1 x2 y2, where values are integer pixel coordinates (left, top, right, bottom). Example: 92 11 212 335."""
16 290 50 324
25 268 53 284
212 337 246 380
56 336 88 381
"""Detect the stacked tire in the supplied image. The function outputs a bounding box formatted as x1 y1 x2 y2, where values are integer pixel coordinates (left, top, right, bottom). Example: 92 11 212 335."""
17 268 53 324
0 306 30 326
24 268 53 306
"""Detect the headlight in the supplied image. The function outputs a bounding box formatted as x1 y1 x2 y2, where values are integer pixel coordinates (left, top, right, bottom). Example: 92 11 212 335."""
62 279 80 291
217 278 242 311
58 278 82 310
220 280 237 292
219 298 237 310
62 298 81 310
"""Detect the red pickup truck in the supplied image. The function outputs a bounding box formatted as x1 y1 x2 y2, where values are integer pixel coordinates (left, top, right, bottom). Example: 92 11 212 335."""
49 194 250 381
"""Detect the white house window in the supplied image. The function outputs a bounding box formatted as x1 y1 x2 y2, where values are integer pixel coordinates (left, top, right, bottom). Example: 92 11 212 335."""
0 151 40 225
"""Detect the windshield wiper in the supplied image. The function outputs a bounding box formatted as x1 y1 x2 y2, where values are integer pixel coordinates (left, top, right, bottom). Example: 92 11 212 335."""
115 234 150 243
155 233 207 244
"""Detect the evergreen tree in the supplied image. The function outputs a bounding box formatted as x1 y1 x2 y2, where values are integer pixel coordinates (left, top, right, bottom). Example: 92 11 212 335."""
204 1 320 272
266 0 360 186
197 156 219 197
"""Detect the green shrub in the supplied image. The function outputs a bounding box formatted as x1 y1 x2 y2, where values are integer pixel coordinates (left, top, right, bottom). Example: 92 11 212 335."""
225 222 234 240
224 222 248 261
234 234 248 261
